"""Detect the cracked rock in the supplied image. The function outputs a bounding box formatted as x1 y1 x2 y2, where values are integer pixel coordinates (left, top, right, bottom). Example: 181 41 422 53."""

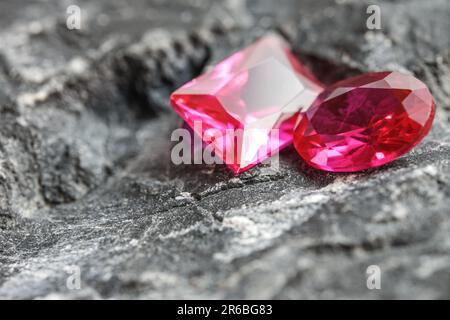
0 0 449 299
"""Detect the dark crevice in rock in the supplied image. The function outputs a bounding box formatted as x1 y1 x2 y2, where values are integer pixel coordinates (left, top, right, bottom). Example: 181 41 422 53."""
113 31 212 117
297 53 363 86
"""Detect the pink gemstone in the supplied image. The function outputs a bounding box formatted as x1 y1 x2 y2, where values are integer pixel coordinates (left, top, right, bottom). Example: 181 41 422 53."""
294 72 436 172
170 34 324 173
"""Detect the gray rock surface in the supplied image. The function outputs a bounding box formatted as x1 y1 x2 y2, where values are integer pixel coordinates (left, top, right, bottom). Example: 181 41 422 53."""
0 0 449 299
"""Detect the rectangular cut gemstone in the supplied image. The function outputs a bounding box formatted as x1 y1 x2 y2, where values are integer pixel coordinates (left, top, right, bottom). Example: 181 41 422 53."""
170 33 324 173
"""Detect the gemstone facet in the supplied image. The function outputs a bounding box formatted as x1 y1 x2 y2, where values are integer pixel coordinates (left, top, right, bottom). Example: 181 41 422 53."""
170 34 323 173
293 72 435 172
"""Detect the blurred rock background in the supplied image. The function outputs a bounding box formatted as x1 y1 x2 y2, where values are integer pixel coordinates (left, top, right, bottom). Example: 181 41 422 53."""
0 0 449 299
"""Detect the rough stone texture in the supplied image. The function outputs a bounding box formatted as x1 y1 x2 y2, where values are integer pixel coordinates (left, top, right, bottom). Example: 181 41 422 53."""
0 0 449 299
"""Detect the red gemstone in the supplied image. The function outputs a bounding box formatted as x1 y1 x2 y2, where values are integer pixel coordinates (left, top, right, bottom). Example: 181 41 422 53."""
170 34 323 173
294 72 436 172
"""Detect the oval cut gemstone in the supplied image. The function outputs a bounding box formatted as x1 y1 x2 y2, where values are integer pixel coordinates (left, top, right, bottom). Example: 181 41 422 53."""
293 72 436 172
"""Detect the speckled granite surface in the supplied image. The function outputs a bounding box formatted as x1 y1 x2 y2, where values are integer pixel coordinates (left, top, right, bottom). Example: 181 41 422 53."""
0 0 449 299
